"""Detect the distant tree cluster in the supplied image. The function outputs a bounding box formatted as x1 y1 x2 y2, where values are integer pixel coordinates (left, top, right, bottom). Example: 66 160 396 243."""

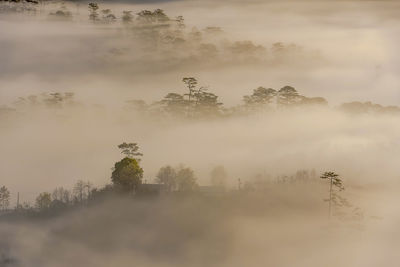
153 77 223 119
125 78 327 120
0 0 39 14
339 101 400 114
156 165 198 192
243 85 327 112
2 77 400 125
241 169 318 192
33 180 93 212
0 1 320 67
49 2 72 19
13 92 77 110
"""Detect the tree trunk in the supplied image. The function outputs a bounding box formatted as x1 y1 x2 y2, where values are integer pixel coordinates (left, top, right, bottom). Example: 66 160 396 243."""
329 177 333 219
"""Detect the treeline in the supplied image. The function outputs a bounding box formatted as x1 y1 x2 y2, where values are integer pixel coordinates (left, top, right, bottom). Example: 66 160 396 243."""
0 142 363 221
2 77 398 123
0 1 311 66
0 0 39 13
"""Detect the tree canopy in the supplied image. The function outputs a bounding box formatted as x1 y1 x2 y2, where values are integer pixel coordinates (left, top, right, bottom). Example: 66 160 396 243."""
111 157 144 193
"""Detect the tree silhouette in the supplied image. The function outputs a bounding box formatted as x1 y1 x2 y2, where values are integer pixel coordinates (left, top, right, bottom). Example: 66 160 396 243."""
278 86 301 107
320 171 346 218
136 9 169 24
182 77 198 103
101 9 116 23
156 165 177 192
118 142 143 161
176 167 198 192
88 3 99 22
0 186 10 211
181 77 222 117
52 187 71 204
122 10 133 24
35 192 51 210
159 93 187 117
73 180 92 204
243 87 277 111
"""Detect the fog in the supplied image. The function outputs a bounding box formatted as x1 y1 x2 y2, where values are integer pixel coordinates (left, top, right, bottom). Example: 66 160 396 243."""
1 0 400 266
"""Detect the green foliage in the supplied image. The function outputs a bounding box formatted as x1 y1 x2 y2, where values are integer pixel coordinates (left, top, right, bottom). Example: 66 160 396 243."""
111 157 144 193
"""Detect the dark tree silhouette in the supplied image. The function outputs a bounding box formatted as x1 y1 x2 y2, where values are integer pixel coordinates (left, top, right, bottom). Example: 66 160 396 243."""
88 2 99 22
118 142 143 161
182 77 198 103
122 10 133 24
0 186 10 211
278 86 301 107
243 87 277 109
320 171 346 218
35 192 51 210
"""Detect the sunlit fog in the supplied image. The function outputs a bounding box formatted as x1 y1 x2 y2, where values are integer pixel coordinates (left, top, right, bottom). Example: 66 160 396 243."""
1 0 400 266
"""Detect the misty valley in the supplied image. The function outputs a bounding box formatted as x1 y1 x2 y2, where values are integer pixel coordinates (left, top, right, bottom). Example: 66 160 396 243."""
1 0 400 267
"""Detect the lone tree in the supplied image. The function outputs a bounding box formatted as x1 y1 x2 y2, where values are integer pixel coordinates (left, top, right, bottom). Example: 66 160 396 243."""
118 142 143 161
111 157 144 193
182 77 198 102
320 171 346 218
88 2 99 22
0 186 10 211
